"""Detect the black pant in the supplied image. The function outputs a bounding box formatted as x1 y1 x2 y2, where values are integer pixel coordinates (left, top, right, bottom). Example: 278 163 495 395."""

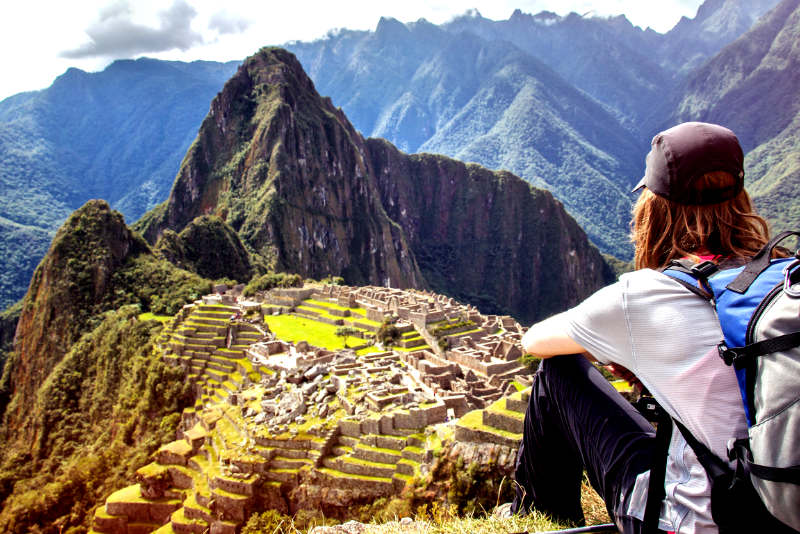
511 355 656 533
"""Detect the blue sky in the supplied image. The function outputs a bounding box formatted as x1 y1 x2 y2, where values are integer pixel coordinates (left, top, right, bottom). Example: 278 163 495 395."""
0 0 704 101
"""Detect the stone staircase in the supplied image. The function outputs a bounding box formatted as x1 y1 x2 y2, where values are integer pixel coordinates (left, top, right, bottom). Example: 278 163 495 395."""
90 405 268 534
453 388 528 448
314 414 431 496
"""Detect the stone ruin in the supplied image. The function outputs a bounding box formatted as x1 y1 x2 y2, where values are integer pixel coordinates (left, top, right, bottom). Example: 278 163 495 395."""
90 283 532 534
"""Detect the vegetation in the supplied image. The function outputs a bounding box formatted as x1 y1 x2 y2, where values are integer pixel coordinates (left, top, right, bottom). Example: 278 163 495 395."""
376 321 401 347
0 306 193 533
243 272 303 297
0 59 239 308
430 320 476 338
0 200 217 532
155 215 255 282
519 353 540 372
335 326 360 348
0 300 21 376
240 508 585 533
105 253 212 316
263 314 373 352
0 219 54 311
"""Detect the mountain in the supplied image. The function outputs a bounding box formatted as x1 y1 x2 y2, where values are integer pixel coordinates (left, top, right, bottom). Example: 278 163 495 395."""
0 51 613 523
0 58 238 310
137 48 614 324
440 9 668 131
283 0 780 260
0 200 211 430
286 20 643 258
0 0 786 309
154 215 255 282
0 199 215 532
660 0 782 75
669 0 800 231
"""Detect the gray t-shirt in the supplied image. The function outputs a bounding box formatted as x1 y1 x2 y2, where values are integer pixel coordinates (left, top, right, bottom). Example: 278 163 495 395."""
564 268 748 533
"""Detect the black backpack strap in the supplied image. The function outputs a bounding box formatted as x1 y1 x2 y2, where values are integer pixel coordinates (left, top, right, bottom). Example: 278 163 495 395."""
661 259 716 300
673 420 731 481
748 460 800 485
731 439 800 485
720 331 800 369
635 397 672 533
726 231 800 294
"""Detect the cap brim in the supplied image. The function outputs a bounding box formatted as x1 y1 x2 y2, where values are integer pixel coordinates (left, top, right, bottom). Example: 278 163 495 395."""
632 176 646 194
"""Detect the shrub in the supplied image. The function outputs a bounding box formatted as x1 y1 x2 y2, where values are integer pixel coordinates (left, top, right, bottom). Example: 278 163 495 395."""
242 510 293 534
376 322 400 346
243 272 303 296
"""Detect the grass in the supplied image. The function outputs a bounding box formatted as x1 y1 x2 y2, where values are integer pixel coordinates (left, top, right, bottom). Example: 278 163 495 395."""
138 311 173 323
240 507 608 533
610 380 633 393
457 410 520 439
305 298 352 312
263 313 379 353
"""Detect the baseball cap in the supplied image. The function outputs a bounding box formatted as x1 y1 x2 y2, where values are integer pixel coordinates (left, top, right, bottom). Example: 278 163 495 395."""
632 122 744 205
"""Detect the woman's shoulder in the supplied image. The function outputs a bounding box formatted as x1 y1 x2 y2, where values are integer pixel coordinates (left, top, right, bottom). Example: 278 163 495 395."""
619 268 670 284
619 268 705 298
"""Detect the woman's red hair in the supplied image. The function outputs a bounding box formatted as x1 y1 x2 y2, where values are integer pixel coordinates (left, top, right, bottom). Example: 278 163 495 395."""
631 171 771 270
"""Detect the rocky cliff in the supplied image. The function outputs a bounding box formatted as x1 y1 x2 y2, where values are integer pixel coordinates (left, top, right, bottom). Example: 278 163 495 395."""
366 139 609 321
138 48 613 324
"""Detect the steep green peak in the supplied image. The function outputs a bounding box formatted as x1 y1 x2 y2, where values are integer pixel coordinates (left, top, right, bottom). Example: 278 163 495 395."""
155 215 253 283
4 200 150 429
48 199 149 274
138 46 361 244
243 47 319 95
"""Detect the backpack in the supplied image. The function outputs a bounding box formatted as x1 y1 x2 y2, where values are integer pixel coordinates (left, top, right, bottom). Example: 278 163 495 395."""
659 230 800 532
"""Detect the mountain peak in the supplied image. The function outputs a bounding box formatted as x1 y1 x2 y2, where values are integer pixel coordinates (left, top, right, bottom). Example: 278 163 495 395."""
532 11 561 25
375 16 410 38
3 200 149 427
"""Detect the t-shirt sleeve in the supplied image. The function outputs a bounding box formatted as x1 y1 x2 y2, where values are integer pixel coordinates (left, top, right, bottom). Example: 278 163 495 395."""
563 280 634 368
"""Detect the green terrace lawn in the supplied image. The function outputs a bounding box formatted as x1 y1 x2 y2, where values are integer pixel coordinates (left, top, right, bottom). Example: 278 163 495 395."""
263 313 380 355
138 312 173 323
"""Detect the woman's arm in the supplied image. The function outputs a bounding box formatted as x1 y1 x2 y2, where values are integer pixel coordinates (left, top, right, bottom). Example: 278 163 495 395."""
523 311 642 389
521 312 589 358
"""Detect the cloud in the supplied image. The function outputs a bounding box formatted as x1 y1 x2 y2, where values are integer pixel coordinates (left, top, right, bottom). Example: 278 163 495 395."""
60 0 204 59
209 11 251 35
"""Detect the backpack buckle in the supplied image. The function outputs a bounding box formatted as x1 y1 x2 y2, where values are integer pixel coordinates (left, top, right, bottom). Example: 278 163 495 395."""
718 342 736 366
634 396 667 423
784 258 800 297
691 260 719 279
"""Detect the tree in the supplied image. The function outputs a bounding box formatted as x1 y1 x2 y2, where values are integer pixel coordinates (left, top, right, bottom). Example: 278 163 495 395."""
334 326 359 348
376 321 401 347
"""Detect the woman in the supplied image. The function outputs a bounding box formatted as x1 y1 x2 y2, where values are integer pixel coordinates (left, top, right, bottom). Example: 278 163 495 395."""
509 122 788 533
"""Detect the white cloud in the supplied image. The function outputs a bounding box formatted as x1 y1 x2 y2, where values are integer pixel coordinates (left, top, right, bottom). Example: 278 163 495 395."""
208 10 251 35
60 0 204 59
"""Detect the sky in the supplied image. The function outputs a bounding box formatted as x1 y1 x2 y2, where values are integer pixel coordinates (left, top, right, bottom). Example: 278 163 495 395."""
0 0 705 102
